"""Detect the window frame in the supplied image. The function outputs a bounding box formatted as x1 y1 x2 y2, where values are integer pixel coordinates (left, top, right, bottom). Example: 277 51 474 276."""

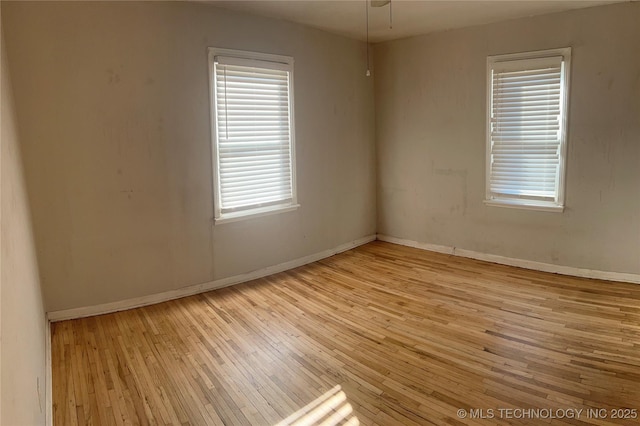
484 47 571 212
208 47 298 224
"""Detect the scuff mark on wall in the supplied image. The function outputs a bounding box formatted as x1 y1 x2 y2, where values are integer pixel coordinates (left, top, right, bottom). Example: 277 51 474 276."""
106 68 121 84
434 168 468 216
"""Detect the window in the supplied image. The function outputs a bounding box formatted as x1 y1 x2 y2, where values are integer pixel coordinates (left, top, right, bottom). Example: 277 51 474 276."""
209 48 298 223
485 48 571 211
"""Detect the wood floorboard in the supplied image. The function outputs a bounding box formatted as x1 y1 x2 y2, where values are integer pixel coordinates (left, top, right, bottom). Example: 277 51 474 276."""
52 241 640 425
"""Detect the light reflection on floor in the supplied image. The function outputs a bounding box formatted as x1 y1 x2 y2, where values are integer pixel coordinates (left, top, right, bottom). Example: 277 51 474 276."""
275 385 360 426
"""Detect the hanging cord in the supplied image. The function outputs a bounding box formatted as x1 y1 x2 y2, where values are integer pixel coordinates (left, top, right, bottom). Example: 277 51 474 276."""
366 0 370 76
389 0 393 29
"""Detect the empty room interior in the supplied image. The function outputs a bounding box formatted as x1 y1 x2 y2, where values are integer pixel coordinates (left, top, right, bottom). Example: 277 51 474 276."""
1 0 640 425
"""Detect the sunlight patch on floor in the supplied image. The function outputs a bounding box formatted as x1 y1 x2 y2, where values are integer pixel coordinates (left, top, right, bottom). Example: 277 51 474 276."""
275 385 360 426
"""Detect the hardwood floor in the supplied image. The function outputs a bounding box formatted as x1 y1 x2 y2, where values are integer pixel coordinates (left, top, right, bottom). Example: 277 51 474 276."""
52 241 640 425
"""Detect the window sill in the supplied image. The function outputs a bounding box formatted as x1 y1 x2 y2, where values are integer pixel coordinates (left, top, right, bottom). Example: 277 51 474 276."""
214 204 300 225
484 199 564 213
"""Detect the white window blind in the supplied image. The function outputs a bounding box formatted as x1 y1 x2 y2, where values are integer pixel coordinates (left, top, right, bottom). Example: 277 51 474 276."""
486 48 570 211
211 52 296 221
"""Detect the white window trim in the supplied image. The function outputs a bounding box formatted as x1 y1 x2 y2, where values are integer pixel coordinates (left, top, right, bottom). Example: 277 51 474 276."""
208 47 299 224
484 47 571 212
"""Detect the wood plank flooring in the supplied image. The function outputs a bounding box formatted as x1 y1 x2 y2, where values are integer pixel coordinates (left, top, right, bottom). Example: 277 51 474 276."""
52 241 640 425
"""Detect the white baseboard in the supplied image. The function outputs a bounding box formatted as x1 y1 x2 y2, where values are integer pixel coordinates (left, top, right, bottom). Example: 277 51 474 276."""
377 234 640 284
45 318 52 426
47 234 376 322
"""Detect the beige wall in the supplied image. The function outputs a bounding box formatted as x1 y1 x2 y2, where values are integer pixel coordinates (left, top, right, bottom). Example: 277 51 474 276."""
1 21 48 426
2 1 376 312
3 0 638 319
374 2 640 274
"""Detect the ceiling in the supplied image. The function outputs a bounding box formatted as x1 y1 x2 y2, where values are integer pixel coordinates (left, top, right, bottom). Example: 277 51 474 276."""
209 0 626 43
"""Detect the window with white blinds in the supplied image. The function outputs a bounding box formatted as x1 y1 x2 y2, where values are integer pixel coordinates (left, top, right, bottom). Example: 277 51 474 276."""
486 48 571 211
209 49 297 222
